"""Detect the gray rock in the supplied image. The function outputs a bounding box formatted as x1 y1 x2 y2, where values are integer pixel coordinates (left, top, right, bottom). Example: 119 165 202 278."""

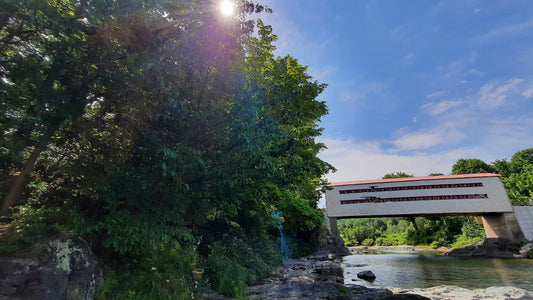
0 233 101 300
444 238 525 258
357 270 376 281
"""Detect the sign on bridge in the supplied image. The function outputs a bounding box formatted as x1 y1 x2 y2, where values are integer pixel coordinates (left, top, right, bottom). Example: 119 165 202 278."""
326 173 513 218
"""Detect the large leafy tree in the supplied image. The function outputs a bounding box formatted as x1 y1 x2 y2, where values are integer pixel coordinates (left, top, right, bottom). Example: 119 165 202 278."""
494 149 533 205
382 172 413 179
451 158 496 175
1 0 333 296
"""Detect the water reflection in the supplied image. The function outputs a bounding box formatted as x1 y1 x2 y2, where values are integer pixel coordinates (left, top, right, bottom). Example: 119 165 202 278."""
343 252 533 291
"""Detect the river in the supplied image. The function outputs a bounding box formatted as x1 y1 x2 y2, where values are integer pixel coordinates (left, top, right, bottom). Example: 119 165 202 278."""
343 251 533 291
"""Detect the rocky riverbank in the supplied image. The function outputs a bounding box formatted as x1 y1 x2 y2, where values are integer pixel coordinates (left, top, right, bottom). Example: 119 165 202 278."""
239 236 533 300
242 252 533 299
246 253 426 299
391 286 533 300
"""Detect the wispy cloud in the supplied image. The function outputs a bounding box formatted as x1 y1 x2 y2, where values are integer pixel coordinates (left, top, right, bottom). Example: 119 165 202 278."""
422 100 463 115
398 51 416 66
392 128 465 151
522 88 533 99
474 19 533 43
478 78 524 109
427 90 448 99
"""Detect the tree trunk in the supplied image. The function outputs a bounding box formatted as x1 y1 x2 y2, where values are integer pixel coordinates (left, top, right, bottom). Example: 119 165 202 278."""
409 217 419 231
1 122 60 215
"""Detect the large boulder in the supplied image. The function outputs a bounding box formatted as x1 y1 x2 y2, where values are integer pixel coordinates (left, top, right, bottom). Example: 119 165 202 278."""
356 270 376 281
316 230 352 258
443 238 524 258
0 233 101 300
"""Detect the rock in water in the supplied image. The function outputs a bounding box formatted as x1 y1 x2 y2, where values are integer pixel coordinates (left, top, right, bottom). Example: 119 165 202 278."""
357 270 376 281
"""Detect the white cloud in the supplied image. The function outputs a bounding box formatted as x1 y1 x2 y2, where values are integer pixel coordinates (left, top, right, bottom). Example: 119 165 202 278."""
422 100 463 115
319 137 471 183
522 88 533 99
392 128 465 151
474 19 533 43
426 90 448 99
319 118 533 184
468 68 483 76
478 78 524 108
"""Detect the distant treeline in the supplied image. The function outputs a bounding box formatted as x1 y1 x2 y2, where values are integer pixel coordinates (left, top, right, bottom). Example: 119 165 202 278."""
339 216 485 248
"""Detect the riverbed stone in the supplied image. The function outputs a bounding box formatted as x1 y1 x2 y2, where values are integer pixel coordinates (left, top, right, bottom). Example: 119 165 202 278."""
356 270 376 281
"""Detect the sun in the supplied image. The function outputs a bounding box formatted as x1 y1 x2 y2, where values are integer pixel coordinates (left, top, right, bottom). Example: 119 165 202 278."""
220 1 234 16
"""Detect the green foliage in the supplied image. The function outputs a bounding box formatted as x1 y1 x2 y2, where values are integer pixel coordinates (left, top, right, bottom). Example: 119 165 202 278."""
337 285 351 294
362 238 374 246
339 216 485 248
451 158 496 175
95 241 197 299
0 205 79 254
204 250 248 299
382 172 414 179
1 0 332 296
495 150 533 205
339 218 384 246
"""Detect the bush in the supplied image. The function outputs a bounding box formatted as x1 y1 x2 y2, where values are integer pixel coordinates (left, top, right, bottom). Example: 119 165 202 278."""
204 254 247 298
0 206 80 254
374 237 399 246
95 241 197 299
344 240 357 247
362 238 374 246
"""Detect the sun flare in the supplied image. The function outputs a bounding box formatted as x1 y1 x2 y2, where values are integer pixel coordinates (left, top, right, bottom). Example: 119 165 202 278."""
220 1 234 16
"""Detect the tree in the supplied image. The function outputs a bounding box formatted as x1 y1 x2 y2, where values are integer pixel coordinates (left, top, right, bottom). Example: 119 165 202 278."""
1 0 334 296
451 158 496 175
382 172 413 179
496 149 533 205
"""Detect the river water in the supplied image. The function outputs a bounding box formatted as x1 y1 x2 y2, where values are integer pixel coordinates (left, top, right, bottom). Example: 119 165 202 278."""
343 251 533 291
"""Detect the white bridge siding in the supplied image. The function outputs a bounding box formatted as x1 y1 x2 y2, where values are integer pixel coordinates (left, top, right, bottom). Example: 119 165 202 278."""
326 173 512 218
326 173 526 241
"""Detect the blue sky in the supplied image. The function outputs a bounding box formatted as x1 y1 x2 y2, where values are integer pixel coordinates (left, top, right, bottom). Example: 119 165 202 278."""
257 0 533 182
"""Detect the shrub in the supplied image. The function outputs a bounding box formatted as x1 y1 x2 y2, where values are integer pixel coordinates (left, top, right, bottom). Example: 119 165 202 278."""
344 240 357 247
374 237 399 246
95 241 197 299
362 238 374 246
204 254 247 298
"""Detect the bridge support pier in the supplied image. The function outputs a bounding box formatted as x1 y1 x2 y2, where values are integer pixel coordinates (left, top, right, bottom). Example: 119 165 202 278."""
482 213 526 242
328 217 339 235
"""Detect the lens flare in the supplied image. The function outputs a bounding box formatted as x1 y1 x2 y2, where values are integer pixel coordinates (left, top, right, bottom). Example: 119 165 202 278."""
220 1 234 16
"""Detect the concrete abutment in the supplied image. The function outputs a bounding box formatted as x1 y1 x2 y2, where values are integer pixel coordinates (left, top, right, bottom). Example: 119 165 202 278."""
482 213 527 242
